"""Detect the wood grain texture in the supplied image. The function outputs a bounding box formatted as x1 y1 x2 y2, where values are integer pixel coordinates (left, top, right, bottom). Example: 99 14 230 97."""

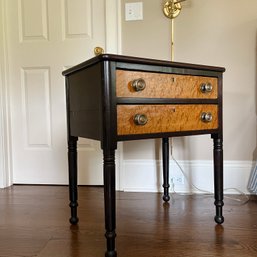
116 70 218 99
0 186 256 257
117 104 218 135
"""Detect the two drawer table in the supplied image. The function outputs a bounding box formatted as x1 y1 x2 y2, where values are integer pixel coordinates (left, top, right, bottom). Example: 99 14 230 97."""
62 54 225 257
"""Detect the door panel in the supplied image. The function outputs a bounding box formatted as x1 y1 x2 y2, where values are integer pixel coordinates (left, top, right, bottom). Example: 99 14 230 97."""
6 0 108 185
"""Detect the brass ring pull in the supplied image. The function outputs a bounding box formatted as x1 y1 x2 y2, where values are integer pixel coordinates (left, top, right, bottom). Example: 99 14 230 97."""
134 114 148 126
131 78 146 92
200 83 213 93
201 112 213 123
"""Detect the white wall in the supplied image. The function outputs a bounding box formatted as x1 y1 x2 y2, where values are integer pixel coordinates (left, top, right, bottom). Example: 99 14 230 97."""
120 0 257 194
174 0 257 162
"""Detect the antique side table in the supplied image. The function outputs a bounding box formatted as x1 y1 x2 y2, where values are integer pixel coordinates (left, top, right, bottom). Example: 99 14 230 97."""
62 54 225 257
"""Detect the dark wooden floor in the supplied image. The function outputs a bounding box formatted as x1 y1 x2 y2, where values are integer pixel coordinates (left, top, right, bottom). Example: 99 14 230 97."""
0 186 256 257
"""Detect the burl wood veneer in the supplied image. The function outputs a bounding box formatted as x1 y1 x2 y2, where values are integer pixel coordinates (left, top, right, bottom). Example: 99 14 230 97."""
116 70 218 99
117 104 218 135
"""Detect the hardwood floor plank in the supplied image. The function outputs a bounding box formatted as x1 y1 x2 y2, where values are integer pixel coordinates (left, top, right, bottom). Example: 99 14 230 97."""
0 186 256 257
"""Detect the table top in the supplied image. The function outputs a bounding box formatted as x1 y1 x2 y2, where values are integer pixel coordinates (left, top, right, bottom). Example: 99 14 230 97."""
62 54 225 76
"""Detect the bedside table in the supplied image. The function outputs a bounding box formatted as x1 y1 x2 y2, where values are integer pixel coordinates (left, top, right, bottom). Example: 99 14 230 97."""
62 54 225 257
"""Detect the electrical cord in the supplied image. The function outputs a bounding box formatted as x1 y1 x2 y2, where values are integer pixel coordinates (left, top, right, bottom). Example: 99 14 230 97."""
170 154 250 205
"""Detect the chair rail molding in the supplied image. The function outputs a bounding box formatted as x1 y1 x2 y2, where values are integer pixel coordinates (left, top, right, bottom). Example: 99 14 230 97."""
0 0 12 188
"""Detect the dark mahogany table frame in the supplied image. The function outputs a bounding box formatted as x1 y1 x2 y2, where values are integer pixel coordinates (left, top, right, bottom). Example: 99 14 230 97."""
62 54 225 257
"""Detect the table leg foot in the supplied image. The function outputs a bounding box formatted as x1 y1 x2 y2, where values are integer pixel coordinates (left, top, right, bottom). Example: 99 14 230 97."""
214 215 224 224
69 201 79 224
105 250 117 257
214 200 224 224
69 200 78 224
162 194 170 202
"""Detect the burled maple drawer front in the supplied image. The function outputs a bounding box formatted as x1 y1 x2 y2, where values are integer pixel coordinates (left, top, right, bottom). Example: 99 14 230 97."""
117 105 218 135
116 70 218 99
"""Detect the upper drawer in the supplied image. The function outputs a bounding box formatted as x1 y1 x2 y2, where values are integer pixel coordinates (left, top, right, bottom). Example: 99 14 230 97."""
116 70 218 99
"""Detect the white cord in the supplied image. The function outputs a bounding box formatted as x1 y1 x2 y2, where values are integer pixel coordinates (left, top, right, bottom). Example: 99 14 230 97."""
170 154 250 204
171 155 212 195
223 188 250 204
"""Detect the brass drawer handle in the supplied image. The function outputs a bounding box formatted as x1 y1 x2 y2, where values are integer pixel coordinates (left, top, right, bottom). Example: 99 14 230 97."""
201 112 213 123
200 83 213 93
134 114 148 126
132 78 146 92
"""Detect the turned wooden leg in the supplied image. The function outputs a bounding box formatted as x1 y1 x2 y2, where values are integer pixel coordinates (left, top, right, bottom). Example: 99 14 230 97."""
68 136 79 225
103 149 117 257
212 135 224 224
162 137 170 202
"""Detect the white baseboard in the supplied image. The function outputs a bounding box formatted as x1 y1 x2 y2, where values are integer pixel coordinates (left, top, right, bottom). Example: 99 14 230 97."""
120 159 253 194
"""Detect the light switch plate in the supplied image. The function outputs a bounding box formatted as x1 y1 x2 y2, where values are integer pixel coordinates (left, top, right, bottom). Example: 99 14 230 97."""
125 2 143 21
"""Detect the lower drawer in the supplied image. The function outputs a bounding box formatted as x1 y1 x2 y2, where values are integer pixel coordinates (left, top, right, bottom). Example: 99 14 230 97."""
117 104 218 135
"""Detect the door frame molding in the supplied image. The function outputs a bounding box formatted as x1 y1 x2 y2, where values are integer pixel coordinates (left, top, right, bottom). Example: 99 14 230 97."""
0 0 12 188
105 0 123 190
105 0 122 54
0 0 122 188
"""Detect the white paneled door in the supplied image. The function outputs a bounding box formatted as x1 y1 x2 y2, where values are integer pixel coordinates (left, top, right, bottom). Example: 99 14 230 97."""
4 0 119 185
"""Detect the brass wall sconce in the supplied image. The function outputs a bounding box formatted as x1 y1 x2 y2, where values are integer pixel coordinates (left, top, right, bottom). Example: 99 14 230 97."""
162 0 186 60
163 0 184 19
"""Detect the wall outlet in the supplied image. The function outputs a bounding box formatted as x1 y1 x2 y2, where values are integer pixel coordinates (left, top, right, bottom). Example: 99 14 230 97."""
125 2 143 21
171 176 185 185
